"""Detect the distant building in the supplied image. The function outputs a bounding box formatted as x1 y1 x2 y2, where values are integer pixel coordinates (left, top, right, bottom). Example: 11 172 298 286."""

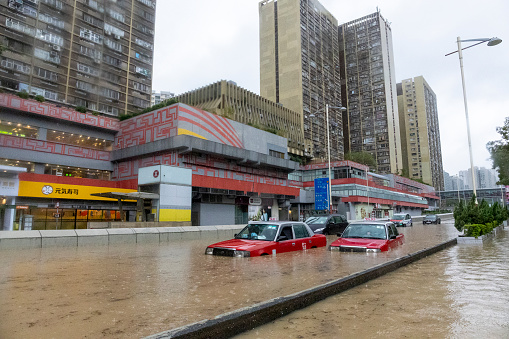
259 0 343 161
0 0 156 116
175 80 305 157
339 11 402 174
151 91 174 106
439 187 506 209
397 76 444 191
460 167 500 190
444 171 452 191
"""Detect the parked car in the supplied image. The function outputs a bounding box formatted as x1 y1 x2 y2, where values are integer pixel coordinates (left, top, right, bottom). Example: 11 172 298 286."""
205 221 327 257
390 213 413 227
305 214 349 235
329 221 404 252
423 214 441 224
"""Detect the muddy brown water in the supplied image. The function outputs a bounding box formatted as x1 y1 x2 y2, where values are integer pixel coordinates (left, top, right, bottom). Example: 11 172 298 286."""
1 221 503 338
236 226 509 339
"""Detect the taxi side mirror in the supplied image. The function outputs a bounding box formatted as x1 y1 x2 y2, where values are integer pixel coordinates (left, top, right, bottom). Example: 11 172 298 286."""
278 235 288 242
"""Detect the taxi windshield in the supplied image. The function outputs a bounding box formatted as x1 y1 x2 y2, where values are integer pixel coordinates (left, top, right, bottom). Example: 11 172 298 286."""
342 224 387 240
391 214 405 220
235 224 279 241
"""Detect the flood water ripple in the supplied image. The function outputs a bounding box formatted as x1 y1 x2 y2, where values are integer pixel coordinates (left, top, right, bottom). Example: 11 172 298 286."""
1 221 506 338
235 227 509 339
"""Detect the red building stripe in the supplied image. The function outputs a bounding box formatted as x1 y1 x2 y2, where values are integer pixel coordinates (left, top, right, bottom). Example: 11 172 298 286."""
179 106 243 148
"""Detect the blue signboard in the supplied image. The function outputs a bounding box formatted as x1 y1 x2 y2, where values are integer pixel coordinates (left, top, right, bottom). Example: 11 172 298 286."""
314 178 329 210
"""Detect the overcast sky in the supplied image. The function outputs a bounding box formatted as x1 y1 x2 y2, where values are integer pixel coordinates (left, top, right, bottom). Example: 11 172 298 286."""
152 0 509 176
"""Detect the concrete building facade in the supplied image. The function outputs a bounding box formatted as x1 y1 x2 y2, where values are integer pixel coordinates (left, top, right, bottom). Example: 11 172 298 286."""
397 76 444 191
0 93 300 230
0 0 156 116
175 80 305 157
339 11 402 174
259 0 343 161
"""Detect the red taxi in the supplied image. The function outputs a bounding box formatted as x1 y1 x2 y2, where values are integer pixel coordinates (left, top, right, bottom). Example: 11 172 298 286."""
329 221 404 252
205 221 327 257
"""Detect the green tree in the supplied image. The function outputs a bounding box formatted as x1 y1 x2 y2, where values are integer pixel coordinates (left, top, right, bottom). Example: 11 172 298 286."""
487 117 509 185
344 151 377 171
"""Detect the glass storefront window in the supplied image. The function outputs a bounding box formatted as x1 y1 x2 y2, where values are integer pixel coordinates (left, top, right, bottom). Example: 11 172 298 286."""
46 129 113 151
0 119 38 138
44 165 111 180
15 207 122 230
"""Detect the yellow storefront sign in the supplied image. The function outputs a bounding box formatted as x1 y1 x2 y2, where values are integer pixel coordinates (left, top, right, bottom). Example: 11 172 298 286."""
18 181 137 201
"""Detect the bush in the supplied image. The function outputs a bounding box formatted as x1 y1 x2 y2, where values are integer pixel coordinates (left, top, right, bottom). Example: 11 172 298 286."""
35 95 45 102
17 91 29 99
464 221 498 238
75 106 87 113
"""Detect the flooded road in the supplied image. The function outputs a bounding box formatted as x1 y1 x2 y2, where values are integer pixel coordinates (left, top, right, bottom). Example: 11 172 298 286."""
236 226 509 339
0 220 479 338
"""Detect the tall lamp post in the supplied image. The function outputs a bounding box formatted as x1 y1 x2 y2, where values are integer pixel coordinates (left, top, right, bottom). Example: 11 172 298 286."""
446 36 502 204
311 104 347 213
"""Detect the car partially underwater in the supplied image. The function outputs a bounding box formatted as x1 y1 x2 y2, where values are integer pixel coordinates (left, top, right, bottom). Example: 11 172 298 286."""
205 221 327 257
329 221 404 252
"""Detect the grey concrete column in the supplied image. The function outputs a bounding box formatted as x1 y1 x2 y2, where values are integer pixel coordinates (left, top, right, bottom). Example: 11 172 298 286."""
34 163 46 174
3 197 15 231
37 127 47 140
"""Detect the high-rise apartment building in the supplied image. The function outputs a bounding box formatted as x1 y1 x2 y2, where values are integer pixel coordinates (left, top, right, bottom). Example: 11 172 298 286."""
259 0 343 161
338 11 402 174
0 0 156 116
397 76 444 191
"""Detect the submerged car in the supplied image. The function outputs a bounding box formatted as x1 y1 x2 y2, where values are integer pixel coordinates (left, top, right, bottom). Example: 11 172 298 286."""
329 221 404 252
390 213 413 227
305 214 349 235
205 221 327 257
423 214 441 224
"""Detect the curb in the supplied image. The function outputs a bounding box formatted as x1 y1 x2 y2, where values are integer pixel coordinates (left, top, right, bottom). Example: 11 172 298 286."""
146 238 458 339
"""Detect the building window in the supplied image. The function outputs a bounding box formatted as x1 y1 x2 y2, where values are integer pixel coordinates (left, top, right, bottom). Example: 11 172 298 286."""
79 28 103 44
42 0 63 10
269 150 285 159
34 67 59 82
104 23 124 37
108 9 125 23
101 88 120 100
39 13 65 28
104 38 122 52
77 63 99 76
0 57 31 74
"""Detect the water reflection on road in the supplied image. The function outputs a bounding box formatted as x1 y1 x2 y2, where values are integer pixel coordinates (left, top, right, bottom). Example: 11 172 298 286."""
0 221 467 338
236 226 509 339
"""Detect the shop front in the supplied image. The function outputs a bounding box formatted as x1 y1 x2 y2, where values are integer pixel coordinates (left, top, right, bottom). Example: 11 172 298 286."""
12 173 137 230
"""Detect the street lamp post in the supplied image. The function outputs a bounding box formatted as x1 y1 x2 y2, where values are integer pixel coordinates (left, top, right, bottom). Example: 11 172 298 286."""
311 104 346 213
446 36 502 204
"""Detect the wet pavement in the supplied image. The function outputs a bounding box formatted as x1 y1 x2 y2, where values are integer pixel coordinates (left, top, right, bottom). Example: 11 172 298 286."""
236 225 509 339
0 220 484 338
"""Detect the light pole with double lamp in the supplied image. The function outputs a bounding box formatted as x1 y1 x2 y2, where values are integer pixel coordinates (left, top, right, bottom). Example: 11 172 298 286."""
445 36 502 204
310 104 347 213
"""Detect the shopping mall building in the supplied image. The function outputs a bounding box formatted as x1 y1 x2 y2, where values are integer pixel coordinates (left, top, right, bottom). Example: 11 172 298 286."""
0 94 438 230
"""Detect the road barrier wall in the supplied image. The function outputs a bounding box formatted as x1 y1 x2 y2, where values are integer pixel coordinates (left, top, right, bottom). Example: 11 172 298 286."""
146 238 458 339
0 225 243 250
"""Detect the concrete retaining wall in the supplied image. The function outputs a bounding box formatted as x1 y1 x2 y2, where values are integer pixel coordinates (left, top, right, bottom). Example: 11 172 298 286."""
146 238 458 339
0 225 243 250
